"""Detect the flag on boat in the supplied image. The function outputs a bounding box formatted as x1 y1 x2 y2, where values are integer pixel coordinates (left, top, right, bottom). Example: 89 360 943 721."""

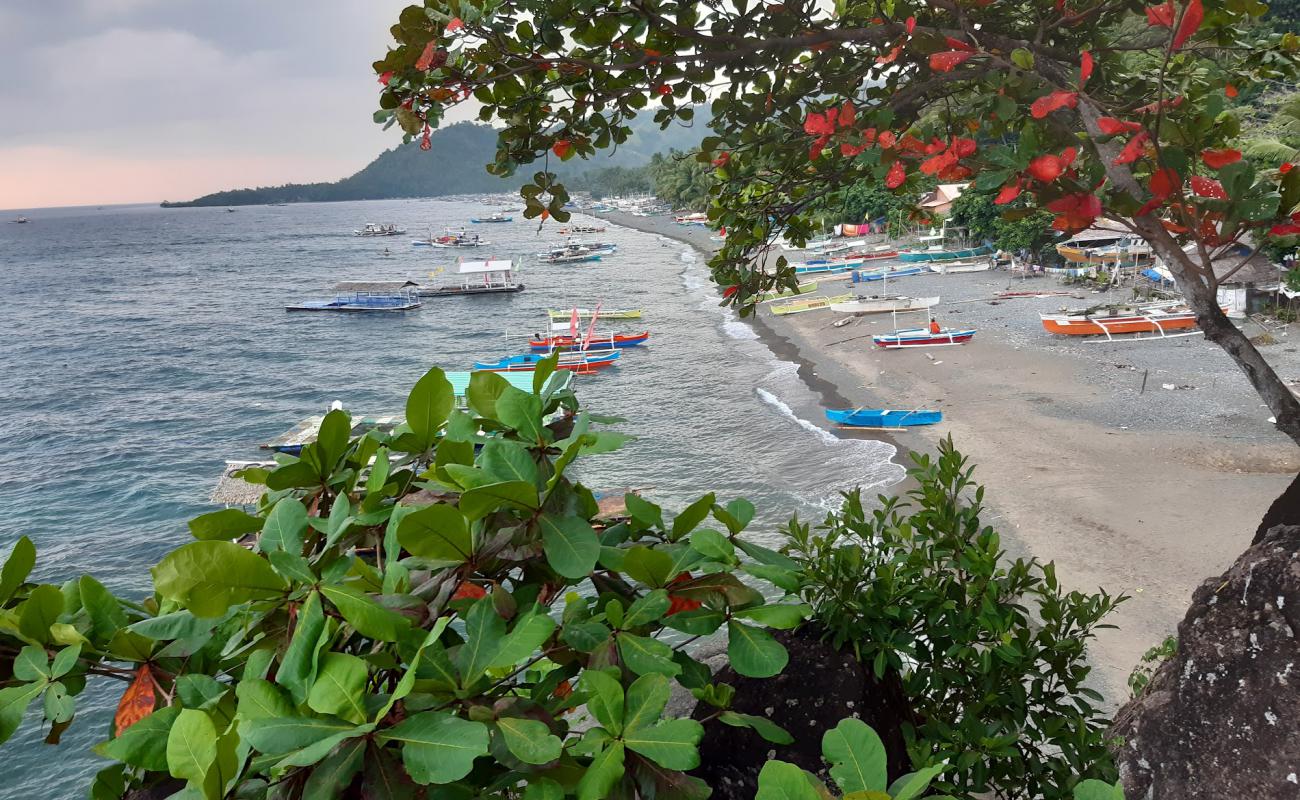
581 302 602 351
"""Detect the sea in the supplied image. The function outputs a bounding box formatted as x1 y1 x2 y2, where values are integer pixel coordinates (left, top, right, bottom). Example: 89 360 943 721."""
0 198 903 797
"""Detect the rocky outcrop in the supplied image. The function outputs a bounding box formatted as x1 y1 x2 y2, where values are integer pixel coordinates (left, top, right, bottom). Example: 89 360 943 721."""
691 626 913 800
1111 524 1300 798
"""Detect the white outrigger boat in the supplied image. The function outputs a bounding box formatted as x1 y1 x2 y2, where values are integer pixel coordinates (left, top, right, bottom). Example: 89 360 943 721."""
355 222 406 237
831 295 940 315
928 259 993 275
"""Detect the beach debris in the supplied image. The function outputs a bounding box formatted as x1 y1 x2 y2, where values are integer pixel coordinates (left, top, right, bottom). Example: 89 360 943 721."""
832 317 855 328
1162 383 1195 390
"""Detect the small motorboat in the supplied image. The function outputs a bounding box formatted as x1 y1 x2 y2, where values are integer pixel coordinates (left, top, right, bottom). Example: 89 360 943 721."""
826 409 943 428
873 327 976 348
470 213 513 224
355 222 406 237
10 217 28 224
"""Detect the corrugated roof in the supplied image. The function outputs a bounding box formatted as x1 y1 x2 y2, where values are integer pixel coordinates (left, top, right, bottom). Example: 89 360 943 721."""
331 280 420 291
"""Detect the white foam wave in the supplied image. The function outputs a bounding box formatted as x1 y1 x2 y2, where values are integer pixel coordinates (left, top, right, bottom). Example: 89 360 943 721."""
679 249 697 263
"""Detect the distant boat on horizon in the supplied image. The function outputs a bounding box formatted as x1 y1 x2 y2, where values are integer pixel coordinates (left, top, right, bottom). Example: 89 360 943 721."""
10 217 28 224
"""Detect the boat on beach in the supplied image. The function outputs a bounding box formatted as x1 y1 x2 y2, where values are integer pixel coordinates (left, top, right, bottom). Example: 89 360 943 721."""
419 259 523 297
898 243 994 262
770 293 854 315
794 260 863 275
830 295 940 315
1040 301 1209 339
470 213 513 223
826 408 943 428
851 266 926 282
1055 225 1153 267
355 223 406 237
474 350 621 373
757 281 819 303
928 260 993 274
559 225 606 234
286 281 422 312
873 327 976 348
547 308 643 320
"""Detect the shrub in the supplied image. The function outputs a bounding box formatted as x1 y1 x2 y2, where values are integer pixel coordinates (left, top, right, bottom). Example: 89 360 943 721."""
784 439 1125 800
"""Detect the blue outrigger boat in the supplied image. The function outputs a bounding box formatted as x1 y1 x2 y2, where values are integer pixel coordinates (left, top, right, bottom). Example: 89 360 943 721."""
898 243 994 263
286 281 421 312
851 266 926 282
826 409 942 428
474 349 621 373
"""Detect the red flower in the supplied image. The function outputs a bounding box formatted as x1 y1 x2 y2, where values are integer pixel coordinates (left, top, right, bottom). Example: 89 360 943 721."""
876 43 904 64
416 41 438 71
712 151 731 167
1060 146 1078 167
994 180 1023 205
920 150 958 176
951 137 977 158
420 124 432 151
1046 193 1102 233
838 101 856 127
1112 131 1151 165
930 51 974 72
1097 117 1142 135
1225 84 1238 98
452 582 487 600
1146 0 1175 26
1172 0 1203 50
1028 154 1067 182
944 36 976 52
1283 163 1295 174
1270 222 1300 236
905 16 916 33
553 139 572 158
885 160 907 188
840 142 865 157
803 110 836 136
656 84 673 96
378 71 394 86
445 17 465 32
1080 51 1094 86
1201 148 1242 169
877 130 896 149
1190 176 1228 199
809 134 831 160
722 285 739 298
1030 90 1078 119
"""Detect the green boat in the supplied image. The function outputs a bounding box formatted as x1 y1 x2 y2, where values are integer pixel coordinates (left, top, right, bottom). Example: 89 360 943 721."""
757 280 819 303
898 243 994 262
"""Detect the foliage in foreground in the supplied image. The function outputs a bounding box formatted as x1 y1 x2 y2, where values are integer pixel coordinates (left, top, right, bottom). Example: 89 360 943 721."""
786 441 1124 800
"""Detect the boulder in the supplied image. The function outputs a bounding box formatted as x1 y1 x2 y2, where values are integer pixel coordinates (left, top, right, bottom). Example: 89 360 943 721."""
691 626 912 800
1111 524 1300 798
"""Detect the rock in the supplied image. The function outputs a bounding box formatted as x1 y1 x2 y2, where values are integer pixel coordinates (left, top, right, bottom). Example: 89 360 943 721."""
1110 524 1300 798
691 626 912 800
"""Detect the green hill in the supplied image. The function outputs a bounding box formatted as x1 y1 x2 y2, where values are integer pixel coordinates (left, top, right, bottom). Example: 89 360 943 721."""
162 119 705 207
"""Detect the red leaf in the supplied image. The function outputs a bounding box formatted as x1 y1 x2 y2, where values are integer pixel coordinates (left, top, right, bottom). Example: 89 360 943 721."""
1270 222 1300 236
1172 0 1203 49
656 84 672 96
452 582 487 600
554 680 574 699
840 142 865 157
416 41 438 71
944 36 976 52
1028 154 1066 182
552 139 572 158
1145 1 1175 26
1030 90 1078 119
876 43 904 64
803 111 835 136
667 594 703 616
1201 148 1242 169
1150 166 1179 200
939 164 973 181
420 124 432 152
1112 131 1150 165
712 151 731 167
994 181 1023 205
877 131 896 149
885 160 907 189
1190 175 1227 199
722 285 739 299
930 51 974 72
1225 83 1238 98
905 16 916 33
378 71 394 86
838 101 856 128
1080 51 1093 86
445 17 464 32
114 665 157 736
1097 117 1142 135
1283 163 1295 174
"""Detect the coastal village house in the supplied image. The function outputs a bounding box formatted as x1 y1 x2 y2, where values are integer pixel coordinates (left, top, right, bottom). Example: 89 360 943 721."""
918 183 968 217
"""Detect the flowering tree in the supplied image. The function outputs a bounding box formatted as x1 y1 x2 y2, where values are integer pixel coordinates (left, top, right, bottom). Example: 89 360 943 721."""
374 0 1300 442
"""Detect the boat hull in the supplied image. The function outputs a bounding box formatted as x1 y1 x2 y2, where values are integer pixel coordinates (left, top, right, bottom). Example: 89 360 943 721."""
770 293 854 316
898 244 993 262
851 267 925 283
474 351 621 371
830 296 939 315
928 261 992 274
286 301 420 312
873 328 976 348
529 332 649 351
826 409 942 428
417 285 524 297
1040 312 1199 336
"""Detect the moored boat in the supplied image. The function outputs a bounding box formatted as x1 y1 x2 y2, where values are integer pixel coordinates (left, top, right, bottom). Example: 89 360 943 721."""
1040 301 1208 338
851 266 926 282
286 281 422 312
928 260 993 274
544 251 602 264
355 222 406 237
470 213 513 223
830 295 940 315
794 260 862 275
826 408 942 428
418 259 524 297
413 228 490 248
547 308 643 320
898 243 994 262
873 327 976 348
529 331 649 351
770 293 854 316
474 350 621 373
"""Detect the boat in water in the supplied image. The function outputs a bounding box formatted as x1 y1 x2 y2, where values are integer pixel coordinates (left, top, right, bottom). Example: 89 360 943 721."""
825 408 942 428
413 228 490 248
1040 301 1207 339
418 259 523 298
830 295 940 315
873 327 976 348
529 330 649 351
286 281 422 312
355 222 406 237
559 225 606 234
547 308 643 320
474 350 621 373
11 217 29 224
770 293 854 316
470 213 513 224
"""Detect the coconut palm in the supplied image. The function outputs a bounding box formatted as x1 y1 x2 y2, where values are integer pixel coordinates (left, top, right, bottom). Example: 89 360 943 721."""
1244 94 1300 164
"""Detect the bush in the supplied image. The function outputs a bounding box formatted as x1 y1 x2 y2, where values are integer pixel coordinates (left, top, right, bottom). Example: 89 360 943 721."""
784 439 1124 800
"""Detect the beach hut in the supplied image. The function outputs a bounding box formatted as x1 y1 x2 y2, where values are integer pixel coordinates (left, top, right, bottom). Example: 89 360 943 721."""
918 183 968 218
1208 249 1286 317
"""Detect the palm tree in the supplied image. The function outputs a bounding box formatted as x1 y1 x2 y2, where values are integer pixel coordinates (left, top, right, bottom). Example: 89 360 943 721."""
1244 94 1300 164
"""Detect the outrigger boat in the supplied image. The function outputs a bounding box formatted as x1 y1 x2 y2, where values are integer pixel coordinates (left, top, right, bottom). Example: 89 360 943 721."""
418 259 523 297
831 295 940 315
826 408 942 428
558 225 606 234
874 327 976 348
355 222 406 237
851 266 926 282
548 308 643 320
529 330 649 351
770 293 854 316
544 251 602 264
413 228 490 248
1055 226 1153 267
470 213 513 223
286 281 422 312
928 260 993 275
757 281 819 303
474 350 621 373
1040 301 1210 340
794 260 863 276
898 243 994 263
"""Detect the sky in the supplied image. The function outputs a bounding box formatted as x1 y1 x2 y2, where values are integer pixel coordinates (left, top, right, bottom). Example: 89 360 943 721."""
0 0 431 209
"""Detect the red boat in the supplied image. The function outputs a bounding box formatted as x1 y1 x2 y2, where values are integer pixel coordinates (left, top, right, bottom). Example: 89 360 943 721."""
528 331 650 351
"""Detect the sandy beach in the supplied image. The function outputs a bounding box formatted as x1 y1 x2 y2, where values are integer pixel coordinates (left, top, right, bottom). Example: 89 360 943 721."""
595 208 1300 699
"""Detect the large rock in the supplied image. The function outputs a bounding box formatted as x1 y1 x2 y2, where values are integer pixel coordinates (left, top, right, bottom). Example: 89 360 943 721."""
691 626 912 800
1111 524 1300 798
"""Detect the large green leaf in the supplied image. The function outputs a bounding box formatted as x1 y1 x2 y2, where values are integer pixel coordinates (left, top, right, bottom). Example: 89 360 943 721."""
496 387 546 443
302 737 367 800
623 590 671 628
480 440 539 486
822 718 887 794
618 633 682 677
581 669 624 734
888 764 947 800
261 498 308 554
621 546 674 587
733 603 810 630
277 590 329 704
188 508 263 541
466 371 512 419
152 541 286 618
624 718 704 770
95 705 180 771
1071 780 1126 800
727 621 788 678
719 711 794 745
241 716 359 757
455 598 505 685
0 536 36 604
79 575 127 642
576 741 625 800
496 716 563 764
488 607 556 669
377 711 489 785
307 652 370 723
321 585 411 642
18 584 64 642
460 481 539 520
670 494 716 540
406 367 455 452
235 679 295 721
166 709 217 787
397 504 472 565
0 682 43 745
623 672 670 733
539 514 600 579
755 760 823 800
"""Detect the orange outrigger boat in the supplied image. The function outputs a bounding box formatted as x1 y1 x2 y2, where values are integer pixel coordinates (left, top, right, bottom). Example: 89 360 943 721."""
1040 301 1211 340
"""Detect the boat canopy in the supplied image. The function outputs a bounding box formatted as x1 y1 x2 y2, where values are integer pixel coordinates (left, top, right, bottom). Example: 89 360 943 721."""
457 259 514 274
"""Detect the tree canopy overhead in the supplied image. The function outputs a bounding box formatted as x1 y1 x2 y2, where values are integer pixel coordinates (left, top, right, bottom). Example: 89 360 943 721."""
375 0 1300 440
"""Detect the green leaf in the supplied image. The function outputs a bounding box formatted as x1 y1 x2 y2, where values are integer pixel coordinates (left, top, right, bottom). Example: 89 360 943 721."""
719 711 794 744
460 481 539 520
690 529 735 562
19 584 64 642
539 514 600 579
621 545 673 587
397 504 472 565
0 536 36 604
624 717 704 770
95 705 179 771
727 621 788 678
576 741 625 800
532 351 560 394
241 716 359 757
406 367 455 452
377 711 489 784
623 590 671 628
742 562 802 593
524 777 565 800
488 607 557 669
888 764 947 800
734 603 810 630
0 681 42 744
79 575 127 642
480 440 539 486
49 644 80 679
12 645 48 681
276 590 329 704
176 675 227 709
623 672 670 732
1072 780 1126 800
235 679 295 721
261 498 308 554
1010 48 1034 69
671 494 716 540
166 708 218 787
308 652 370 723
496 387 545 444
302 737 367 800
497 716 563 764
152 541 286 618
321 585 411 642
755 760 823 800
43 681 75 723
618 633 681 677
188 508 263 541
624 493 664 529
582 669 625 733
129 608 228 641
455 598 506 685
822 718 887 794
466 371 512 419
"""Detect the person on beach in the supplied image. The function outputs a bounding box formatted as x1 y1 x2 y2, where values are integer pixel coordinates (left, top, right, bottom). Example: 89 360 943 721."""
929 318 941 335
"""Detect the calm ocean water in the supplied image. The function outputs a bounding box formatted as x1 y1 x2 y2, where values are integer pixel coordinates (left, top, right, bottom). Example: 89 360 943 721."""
0 198 902 796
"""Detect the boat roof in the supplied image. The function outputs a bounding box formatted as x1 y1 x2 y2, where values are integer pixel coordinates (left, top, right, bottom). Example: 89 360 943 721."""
457 259 514 274
332 280 420 291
